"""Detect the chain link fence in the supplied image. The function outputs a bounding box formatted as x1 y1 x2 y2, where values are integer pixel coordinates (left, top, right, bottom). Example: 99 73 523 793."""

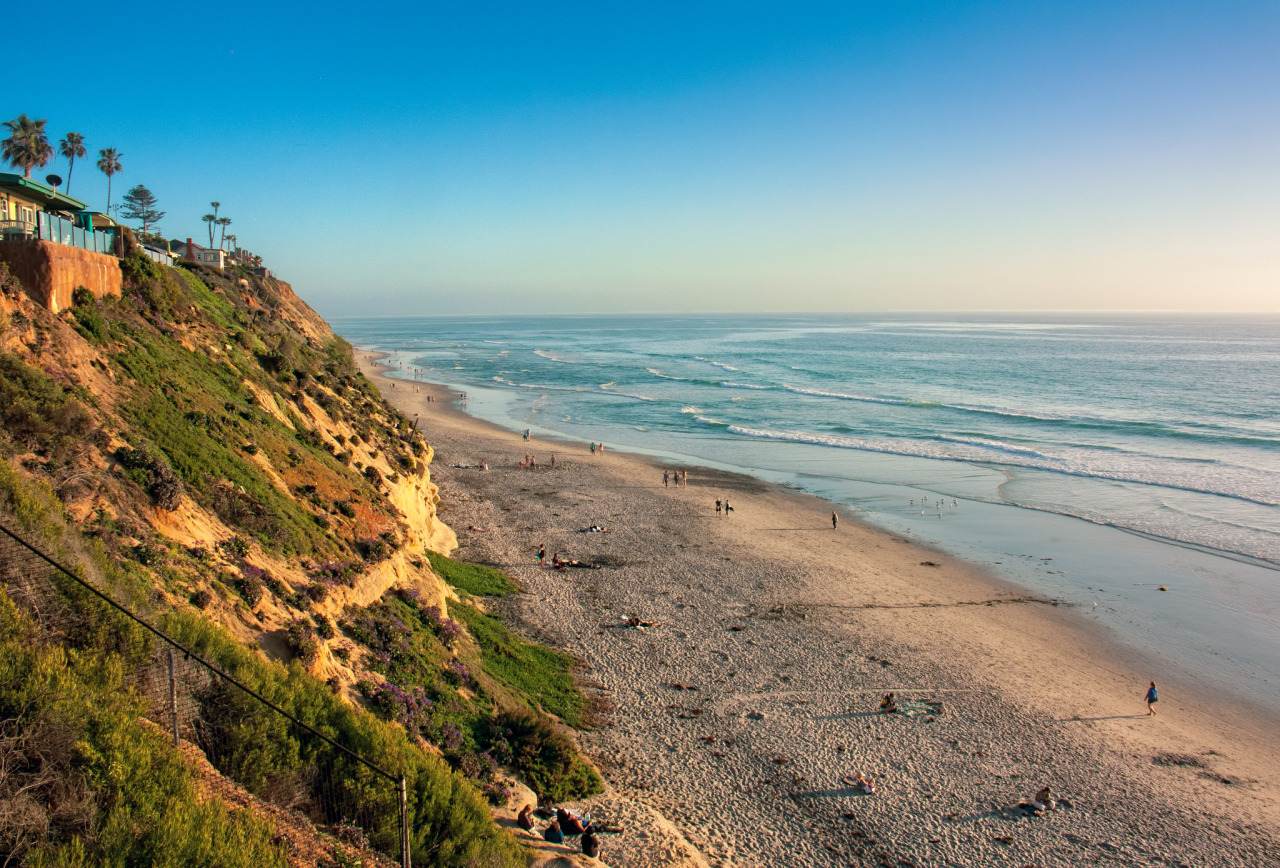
0 522 411 867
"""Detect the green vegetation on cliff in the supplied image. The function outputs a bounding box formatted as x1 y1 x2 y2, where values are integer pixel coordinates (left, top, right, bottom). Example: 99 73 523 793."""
0 591 290 868
0 252 601 863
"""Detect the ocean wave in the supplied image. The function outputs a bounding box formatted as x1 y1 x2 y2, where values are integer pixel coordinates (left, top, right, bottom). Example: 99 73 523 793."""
533 349 583 363
681 406 702 414
695 356 741 372
490 376 589 393
934 435 1061 461
725 425 1280 507
774 386 1278 446
646 368 724 386
780 384 912 405
598 383 659 402
721 381 773 390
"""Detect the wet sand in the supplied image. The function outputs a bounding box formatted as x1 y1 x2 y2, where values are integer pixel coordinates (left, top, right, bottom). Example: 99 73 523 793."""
364 357 1280 867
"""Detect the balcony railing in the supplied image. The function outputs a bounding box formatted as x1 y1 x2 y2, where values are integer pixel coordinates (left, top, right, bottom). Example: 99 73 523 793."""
36 212 119 255
0 219 36 242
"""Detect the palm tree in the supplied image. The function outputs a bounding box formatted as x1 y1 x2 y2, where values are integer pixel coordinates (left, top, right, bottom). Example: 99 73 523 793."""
217 216 231 250
58 132 86 194
2 114 54 178
203 213 217 247
97 148 122 212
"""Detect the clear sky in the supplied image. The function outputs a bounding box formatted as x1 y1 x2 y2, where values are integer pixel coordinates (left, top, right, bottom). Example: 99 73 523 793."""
6 1 1278 315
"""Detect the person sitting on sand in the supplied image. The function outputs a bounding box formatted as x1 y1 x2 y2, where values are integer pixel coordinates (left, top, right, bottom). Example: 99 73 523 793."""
517 804 535 831
879 692 897 713
1031 786 1057 811
842 773 876 794
581 828 601 858
543 820 564 843
556 807 588 835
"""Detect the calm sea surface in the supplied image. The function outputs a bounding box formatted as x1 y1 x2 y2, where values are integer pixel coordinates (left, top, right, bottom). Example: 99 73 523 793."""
334 313 1280 709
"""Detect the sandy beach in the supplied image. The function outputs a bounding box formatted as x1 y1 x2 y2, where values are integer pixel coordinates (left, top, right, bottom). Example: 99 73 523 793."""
363 357 1280 867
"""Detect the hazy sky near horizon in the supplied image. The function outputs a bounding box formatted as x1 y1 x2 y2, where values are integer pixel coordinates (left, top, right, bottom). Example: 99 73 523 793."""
6 1 1278 315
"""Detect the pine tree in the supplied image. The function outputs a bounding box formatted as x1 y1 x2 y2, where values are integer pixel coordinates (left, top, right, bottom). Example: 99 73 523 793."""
120 185 166 234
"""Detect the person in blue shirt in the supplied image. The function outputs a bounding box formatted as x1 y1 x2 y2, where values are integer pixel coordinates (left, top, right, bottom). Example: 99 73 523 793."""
543 820 564 844
1145 681 1158 715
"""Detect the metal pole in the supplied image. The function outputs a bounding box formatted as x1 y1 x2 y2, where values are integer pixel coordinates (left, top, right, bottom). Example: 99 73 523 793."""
168 646 179 747
400 775 411 868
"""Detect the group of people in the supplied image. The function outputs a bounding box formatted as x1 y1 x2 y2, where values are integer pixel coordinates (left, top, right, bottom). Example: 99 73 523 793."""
714 498 734 515
517 804 601 858
663 469 689 487
589 442 605 455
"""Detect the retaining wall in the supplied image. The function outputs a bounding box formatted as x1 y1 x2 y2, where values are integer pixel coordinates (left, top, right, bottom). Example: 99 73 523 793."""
0 239 122 312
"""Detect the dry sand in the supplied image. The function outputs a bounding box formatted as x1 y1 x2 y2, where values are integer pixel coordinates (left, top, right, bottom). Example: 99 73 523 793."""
364 358 1280 867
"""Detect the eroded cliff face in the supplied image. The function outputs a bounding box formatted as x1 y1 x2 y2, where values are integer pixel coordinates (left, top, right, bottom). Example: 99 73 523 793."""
0 255 457 690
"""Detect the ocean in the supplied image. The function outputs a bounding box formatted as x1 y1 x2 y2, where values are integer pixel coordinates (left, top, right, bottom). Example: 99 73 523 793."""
334 313 1280 712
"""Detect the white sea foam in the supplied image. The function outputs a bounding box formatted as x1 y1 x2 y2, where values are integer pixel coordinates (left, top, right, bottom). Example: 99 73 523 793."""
725 425 1280 507
598 383 659 402
533 349 582 363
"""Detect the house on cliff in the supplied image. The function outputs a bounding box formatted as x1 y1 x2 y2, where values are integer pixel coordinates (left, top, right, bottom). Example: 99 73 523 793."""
0 172 123 311
171 238 226 269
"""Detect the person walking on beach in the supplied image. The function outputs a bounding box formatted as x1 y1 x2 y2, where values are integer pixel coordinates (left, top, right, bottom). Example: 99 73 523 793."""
832 511 838 529
590 442 596 455
537 545 546 567
1145 681 1158 715
724 498 733 514
664 470 669 488
682 469 688 485
716 498 722 515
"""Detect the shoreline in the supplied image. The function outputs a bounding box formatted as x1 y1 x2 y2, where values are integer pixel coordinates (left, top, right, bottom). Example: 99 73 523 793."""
361 353 1280 867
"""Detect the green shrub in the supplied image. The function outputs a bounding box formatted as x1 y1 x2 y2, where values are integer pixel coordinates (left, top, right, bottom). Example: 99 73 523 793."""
0 591 290 867
285 619 320 665
0 353 94 460
116 442 184 509
162 612 524 866
489 709 602 803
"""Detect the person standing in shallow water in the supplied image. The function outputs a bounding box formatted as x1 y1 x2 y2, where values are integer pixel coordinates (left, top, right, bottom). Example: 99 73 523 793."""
1145 681 1158 715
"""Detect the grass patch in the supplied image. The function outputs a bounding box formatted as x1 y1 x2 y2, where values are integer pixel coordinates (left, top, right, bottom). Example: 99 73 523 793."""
450 601 586 727
425 551 519 597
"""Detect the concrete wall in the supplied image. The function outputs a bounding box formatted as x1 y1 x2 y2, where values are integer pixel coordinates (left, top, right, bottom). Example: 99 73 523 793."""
0 239 122 312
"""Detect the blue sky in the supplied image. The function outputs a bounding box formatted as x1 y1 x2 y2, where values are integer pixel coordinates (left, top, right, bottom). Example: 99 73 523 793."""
6 1 1278 315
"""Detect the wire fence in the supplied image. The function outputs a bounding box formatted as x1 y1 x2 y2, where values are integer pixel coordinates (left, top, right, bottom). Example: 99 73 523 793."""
0 522 411 867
